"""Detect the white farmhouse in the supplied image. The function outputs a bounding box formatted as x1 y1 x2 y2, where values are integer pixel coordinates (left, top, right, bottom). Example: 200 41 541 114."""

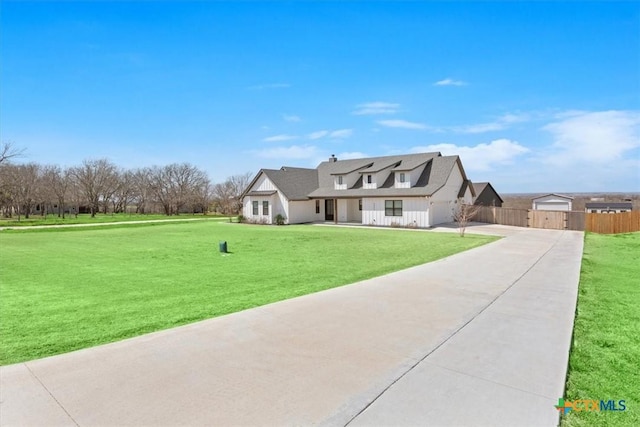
241 152 475 228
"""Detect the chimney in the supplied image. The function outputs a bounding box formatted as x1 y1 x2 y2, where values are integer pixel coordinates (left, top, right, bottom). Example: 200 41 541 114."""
329 154 337 163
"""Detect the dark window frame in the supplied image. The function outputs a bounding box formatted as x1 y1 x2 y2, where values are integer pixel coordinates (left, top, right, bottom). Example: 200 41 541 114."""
338 175 344 185
252 201 259 215
385 200 403 216
367 175 372 184
315 200 320 214
399 172 405 183
262 201 269 216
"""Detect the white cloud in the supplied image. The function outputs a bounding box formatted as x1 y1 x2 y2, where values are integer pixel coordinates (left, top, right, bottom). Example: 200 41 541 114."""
311 151 368 166
453 113 531 134
263 134 298 142
283 114 301 122
377 119 429 130
247 83 291 90
337 151 367 160
307 129 353 140
543 110 640 164
254 145 318 159
352 102 400 115
411 139 530 172
500 113 530 124
329 129 353 139
434 78 467 86
454 122 505 134
308 130 329 140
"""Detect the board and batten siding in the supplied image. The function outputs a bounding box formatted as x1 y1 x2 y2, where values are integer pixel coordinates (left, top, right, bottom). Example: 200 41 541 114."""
347 199 362 222
334 199 362 222
428 162 464 225
336 199 348 222
361 197 430 227
288 200 322 224
243 173 288 224
243 195 287 224
395 163 428 189
430 200 455 226
334 172 360 190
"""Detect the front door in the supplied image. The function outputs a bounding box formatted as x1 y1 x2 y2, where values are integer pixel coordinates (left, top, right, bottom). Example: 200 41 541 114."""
325 199 334 221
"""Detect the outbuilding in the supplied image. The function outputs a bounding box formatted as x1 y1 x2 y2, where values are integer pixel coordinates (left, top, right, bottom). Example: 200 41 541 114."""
531 194 573 211
585 202 632 213
472 182 503 207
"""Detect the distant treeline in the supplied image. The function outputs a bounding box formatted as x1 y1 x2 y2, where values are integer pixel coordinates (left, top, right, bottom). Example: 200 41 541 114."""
0 157 251 220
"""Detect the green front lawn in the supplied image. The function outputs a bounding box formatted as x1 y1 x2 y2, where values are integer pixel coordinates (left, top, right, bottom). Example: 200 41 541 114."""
0 213 226 227
0 222 497 365
562 232 640 426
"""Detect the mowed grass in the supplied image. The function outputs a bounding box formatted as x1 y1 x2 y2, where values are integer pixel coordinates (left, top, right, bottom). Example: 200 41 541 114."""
0 222 497 365
562 232 640 427
0 213 225 227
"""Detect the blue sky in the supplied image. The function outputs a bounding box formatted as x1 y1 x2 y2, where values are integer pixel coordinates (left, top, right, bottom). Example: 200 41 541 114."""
2 1 639 192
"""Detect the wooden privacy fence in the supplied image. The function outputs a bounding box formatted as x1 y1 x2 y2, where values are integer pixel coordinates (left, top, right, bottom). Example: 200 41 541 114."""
585 211 640 234
566 211 586 231
528 210 565 230
474 207 640 233
474 206 528 227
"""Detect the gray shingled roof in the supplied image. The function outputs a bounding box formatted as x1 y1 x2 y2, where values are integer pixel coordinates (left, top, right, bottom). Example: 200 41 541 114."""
391 155 435 171
247 190 277 196
472 182 503 203
472 182 489 196
260 167 319 201
243 153 469 201
458 180 474 198
358 159 402 173
308 154 463 198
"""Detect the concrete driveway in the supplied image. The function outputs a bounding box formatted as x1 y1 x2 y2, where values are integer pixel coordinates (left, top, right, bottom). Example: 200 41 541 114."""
0 224 584 426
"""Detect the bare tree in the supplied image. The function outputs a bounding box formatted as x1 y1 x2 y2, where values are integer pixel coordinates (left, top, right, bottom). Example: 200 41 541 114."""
171 163 209 215
35 167 53 218
0 164 16 217
454 200 482 237
43 165 71 218
3 163 41 220
190 181 212 214
132 168 152 214
0 157 219 217
70 159 118 217
67 175 83 218
148 165 172 215
111 169 135 214
0 142 25 165
212 172 252 215
148 163 209 215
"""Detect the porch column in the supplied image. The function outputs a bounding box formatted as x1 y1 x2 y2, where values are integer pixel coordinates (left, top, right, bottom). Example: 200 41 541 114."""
334 198 338 224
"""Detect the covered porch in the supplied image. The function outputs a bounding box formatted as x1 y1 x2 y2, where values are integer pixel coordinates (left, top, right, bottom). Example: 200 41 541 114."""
316 198 363 224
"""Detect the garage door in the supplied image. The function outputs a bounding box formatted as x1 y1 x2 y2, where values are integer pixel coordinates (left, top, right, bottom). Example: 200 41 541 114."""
431 201 453 225
535 202 569 211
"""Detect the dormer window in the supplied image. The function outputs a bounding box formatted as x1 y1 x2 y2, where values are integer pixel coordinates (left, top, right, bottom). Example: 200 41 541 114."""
338 175 344 185
367 175 372 184
399 173 406 183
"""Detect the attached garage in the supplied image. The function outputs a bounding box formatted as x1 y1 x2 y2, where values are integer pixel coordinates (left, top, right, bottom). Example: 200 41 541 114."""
532 194 573 211
430 200 453 226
